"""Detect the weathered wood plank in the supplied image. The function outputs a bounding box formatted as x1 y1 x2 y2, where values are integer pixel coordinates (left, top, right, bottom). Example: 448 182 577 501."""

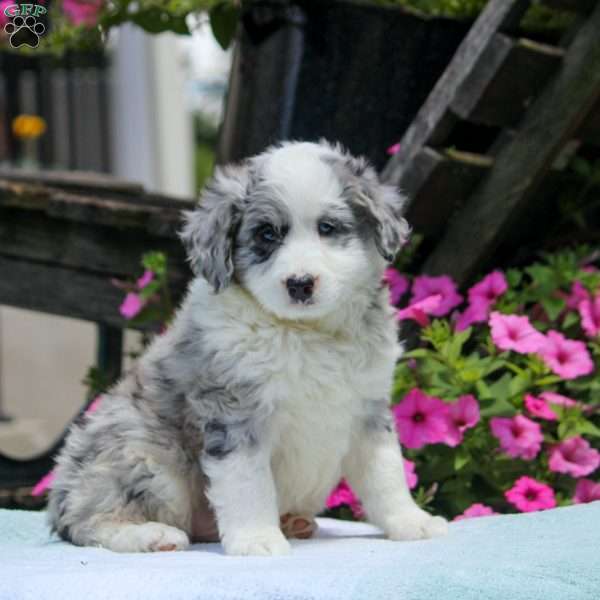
381 0 531 185
422 2 600 284
402 148 492 238
451 35 564 128
0 168 145 195
0 255 185 329
0 179 190 238
0 206 190 281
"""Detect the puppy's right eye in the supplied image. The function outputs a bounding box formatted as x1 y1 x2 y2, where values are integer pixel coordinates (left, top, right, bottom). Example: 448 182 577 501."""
257 224 277 243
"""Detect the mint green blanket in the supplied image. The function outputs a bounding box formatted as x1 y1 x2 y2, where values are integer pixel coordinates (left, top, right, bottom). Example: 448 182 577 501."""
1 504 599 600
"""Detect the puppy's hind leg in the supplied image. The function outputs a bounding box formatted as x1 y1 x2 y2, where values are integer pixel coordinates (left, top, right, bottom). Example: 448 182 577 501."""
70 519 190 553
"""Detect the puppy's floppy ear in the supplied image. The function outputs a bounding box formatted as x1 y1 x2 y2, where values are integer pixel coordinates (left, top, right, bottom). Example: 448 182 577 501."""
346 157 410 262
179 164 248 292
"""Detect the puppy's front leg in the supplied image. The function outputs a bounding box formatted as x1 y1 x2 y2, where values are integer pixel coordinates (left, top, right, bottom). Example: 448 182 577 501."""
201 420 290 556
343 400 448 541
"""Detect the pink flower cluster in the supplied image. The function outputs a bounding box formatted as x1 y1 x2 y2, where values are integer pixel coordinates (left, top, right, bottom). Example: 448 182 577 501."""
388 271 463 327
505 476 556 512
119 269 155 320
454 503 497 521
564 280 600 338
63 0 104 27
488 312 594 380
489 412 599 476
456 271 508 331
392 389 479 449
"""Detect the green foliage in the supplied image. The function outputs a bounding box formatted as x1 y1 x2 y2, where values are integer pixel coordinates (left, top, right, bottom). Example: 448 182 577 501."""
21 0 575 54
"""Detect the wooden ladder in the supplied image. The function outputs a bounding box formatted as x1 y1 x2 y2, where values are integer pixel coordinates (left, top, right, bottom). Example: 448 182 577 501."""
381 0 600 286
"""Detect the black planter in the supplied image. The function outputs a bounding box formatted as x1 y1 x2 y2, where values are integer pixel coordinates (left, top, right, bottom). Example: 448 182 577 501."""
218 0 470 168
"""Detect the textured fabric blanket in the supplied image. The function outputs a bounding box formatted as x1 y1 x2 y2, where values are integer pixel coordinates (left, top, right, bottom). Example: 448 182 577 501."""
1 504 599 600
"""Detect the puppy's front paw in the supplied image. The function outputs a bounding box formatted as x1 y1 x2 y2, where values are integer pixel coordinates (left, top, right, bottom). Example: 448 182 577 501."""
223 527 291 556
386 509 448 542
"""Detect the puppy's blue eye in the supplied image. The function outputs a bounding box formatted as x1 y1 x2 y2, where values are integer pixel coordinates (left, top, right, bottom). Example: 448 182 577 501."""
257 224 277 243
318 221 336 236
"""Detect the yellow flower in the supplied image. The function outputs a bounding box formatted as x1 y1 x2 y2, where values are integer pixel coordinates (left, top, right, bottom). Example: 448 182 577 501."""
12 114 47 139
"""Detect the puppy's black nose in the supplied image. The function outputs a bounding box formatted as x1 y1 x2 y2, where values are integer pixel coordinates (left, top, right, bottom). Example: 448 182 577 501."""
286 275 315 302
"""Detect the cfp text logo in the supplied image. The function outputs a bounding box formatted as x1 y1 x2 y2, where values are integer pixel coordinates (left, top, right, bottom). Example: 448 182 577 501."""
4 4 47 49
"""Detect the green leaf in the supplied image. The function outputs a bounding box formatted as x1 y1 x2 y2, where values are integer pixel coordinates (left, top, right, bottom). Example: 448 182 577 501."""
562 311 580 329
454 448 470 471
508 372 532 398
479 396 517 418
534 375 563 386
575 419 600 438
403 349 430 359
487 373 513 403
506 268 523 288
540 296 566 322
131 9 190 35
475 379 492 400
209 3 240 49
142 251 167 275
448 327 472 362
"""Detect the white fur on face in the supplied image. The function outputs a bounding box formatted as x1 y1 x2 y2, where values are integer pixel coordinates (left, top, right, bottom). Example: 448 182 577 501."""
239 143 382 320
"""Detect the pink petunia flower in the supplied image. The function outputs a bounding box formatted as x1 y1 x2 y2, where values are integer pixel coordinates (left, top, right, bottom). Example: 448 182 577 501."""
454 503 497 521
119 292 144 320
579 292 600 338
410 275 463 317
62 0 104 27
537 330 594 380
490 414 543 460
392 388 449 449
455 298 491 332
468 271 508 306
489 312 545 354
444 395 480 447
573 479 600 504
326 479 363 518
566 281 590 310
137 269 154 290
396 294 442 327
539 392 578 412
31 471 55 497
548 437 600 478
403 458 418 490
505 476 556 512
524 393 557 421
387 142 401 156
383 267 409 306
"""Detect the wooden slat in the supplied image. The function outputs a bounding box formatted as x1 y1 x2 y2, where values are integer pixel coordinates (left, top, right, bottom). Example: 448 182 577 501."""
0 254 184 329
402 148 492 237
381 0 531 185
451 35 564 128
0 179 188 237
422 2 600 284
0 206 189 281
0 168 145 195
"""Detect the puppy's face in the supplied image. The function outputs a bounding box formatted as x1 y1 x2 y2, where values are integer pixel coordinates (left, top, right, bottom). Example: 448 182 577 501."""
180 142 409 320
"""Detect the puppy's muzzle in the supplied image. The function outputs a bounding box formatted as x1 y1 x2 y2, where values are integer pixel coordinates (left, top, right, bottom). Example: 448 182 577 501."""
286 275 315 303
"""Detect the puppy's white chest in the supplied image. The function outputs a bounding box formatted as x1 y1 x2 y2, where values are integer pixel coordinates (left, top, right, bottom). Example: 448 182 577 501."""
260 330 382 514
